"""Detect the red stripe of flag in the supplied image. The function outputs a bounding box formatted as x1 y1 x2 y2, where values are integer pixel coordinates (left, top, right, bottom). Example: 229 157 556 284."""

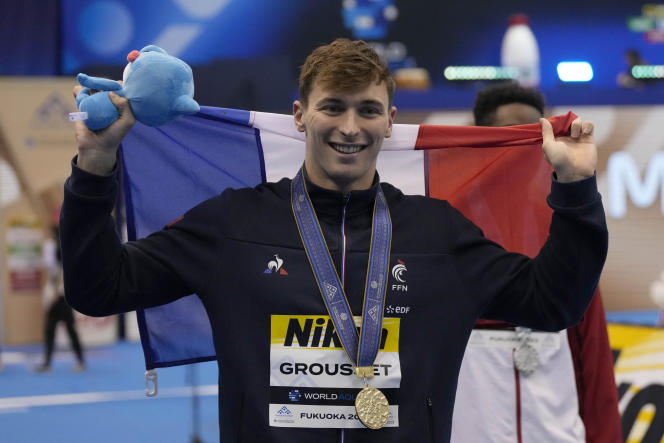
414 112 576 151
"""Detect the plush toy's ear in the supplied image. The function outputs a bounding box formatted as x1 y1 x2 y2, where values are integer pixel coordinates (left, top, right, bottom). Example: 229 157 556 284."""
173 95 200 115
77 73 122 91
75 87 91 108
77 92 119 130
139 45 168 54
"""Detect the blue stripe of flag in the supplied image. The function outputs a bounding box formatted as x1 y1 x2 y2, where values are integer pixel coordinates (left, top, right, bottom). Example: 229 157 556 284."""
121 107 265 369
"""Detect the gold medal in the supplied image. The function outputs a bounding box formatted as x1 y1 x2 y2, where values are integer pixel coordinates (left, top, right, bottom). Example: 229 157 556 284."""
355 386 390 429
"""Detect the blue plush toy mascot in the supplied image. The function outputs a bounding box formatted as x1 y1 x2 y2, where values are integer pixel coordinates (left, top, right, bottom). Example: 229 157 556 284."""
74 45 200 130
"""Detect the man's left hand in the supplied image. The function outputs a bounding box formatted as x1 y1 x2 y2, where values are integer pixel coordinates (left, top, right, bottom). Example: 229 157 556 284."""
540 117 597 183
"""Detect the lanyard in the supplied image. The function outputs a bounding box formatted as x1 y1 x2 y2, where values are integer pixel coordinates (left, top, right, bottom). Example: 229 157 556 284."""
290 168 392 376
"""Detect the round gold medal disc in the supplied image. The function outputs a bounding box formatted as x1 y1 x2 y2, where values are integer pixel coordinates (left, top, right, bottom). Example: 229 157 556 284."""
355 386 390 429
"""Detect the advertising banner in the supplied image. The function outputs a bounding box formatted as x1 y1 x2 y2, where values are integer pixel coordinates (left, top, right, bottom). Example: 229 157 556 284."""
610 323 664 442
0 78 116 346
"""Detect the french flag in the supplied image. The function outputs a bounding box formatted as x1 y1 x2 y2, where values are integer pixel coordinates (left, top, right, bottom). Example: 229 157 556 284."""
120 106 576 369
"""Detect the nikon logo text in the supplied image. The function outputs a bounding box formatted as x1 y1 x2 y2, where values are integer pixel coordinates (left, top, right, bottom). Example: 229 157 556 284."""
284 317 388 349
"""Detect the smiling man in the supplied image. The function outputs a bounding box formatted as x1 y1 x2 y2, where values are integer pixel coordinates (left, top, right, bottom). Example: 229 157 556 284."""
294 81 395 193
293 42 396 194
61 39 608 442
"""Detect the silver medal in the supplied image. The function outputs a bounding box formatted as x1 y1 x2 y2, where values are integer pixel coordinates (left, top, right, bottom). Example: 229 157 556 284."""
514 342 539 375
514 327 539 375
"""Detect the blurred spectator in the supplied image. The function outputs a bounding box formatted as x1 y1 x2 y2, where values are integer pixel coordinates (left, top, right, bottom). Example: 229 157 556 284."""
617 48 655 89
472 81 544 126
34 226 85 373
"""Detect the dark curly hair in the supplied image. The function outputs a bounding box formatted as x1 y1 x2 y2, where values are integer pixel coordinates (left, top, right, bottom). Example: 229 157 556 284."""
473 82 545 126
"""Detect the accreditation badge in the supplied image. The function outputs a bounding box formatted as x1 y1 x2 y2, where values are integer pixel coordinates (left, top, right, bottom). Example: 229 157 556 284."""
268 314 402 429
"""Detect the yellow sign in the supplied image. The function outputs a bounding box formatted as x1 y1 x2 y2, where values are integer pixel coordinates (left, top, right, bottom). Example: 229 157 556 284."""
270 314 400 352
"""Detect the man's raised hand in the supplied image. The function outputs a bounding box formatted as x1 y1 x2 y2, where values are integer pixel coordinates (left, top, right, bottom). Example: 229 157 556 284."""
540 117 597 183
73 84 135 175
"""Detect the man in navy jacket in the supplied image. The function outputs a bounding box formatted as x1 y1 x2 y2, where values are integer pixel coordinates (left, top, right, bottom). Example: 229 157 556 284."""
61 39 607 442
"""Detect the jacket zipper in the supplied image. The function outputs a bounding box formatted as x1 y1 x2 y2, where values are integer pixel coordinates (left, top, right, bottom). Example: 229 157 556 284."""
237 393 245 442
426 396 435 443
339 194 350 443
340 194 350 286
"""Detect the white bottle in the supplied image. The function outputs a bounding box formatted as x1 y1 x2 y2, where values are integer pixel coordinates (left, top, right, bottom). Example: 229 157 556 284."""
501 14 540 88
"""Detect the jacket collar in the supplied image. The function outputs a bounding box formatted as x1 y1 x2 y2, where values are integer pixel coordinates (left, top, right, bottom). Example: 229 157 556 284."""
302 167 380 220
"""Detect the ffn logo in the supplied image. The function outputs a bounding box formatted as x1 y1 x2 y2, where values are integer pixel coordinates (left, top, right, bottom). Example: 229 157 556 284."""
391 259 407 292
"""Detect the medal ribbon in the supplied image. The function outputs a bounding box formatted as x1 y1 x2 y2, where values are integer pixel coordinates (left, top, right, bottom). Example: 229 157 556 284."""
291 168 391 372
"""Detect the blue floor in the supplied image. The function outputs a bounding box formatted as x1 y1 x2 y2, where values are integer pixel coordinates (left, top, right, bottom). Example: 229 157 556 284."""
0 341 219 443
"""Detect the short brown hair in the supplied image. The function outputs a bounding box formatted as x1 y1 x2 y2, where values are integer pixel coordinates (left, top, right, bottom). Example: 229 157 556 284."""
299 38 395 107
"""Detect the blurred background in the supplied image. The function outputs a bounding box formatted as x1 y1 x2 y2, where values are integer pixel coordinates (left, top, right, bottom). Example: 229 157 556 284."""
1 1 664 442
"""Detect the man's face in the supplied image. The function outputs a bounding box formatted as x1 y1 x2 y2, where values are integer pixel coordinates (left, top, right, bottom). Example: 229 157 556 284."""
490 103 542 127
293 81 396 193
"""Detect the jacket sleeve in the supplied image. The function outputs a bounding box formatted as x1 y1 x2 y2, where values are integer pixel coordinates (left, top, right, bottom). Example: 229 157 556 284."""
567 290 623 443
60 157 225 317
449 174 608 331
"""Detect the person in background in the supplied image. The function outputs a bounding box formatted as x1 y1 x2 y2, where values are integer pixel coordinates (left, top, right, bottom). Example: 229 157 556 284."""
451 82 621 443
34 226 85 373
617 48 656 90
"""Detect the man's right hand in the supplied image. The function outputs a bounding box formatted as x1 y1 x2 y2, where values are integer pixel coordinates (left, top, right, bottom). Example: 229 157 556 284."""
73 84 135 175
